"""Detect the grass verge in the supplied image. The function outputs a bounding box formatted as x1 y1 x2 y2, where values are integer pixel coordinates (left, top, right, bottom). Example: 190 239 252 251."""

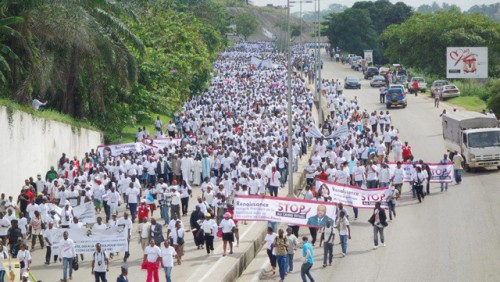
117 113 172 144
0 98 99 132
446 96 488 112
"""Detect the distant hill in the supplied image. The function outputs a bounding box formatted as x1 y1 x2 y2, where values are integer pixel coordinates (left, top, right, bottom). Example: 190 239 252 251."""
227 5 320 42
416 2 500 22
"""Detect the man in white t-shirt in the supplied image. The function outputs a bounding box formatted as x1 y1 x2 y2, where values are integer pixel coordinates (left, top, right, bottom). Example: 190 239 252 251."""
125 183 140 223
91 243 109 282
268 167 281 197
143 239 161 281
160 240 177 282
58 231 76 281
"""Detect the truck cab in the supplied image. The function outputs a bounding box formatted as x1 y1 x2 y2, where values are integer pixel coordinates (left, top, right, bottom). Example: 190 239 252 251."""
442 111 500 171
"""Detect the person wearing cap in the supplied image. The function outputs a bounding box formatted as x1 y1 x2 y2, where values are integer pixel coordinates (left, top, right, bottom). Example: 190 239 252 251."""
200 213 217 255
138 199 150 222
168 184 181 219
219 212 235 256
60 201 74 228
116 265 128 282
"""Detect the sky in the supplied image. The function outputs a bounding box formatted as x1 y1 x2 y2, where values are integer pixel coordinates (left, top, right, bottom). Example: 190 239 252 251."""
250 0 499 13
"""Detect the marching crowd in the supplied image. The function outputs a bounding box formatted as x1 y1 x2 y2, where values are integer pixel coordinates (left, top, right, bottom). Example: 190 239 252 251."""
2 42 464 282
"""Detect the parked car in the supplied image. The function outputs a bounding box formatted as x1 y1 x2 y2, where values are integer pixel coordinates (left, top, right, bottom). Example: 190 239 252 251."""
386 88 407 109
407 77 427 93
370 75 386 87
350 56 362 69
440 85 461 99
364 67 379 79
431 80 449 97
345 76 361 89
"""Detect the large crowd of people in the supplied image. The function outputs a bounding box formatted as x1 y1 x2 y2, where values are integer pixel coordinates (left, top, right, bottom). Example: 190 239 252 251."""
3 41 461 282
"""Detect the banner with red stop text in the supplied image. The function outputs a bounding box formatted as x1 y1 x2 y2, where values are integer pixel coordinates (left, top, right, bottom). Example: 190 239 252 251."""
382 162 454 183
316 180 389 209
233 195 336 227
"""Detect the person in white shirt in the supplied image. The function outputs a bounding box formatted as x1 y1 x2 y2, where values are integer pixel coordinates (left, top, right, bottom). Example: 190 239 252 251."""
219 213 236 256
143 239 161 282
268 166 281 197
200 213 217 255
92 217 107 231
365 161 379 188
58 231 76 281
379 163 391 187
391 161 405 199
125 182 140 223
160 240 177 282
264 227 278 274
117 212 133 262
91 243 109 282
32 97 47 110
17 243 31 278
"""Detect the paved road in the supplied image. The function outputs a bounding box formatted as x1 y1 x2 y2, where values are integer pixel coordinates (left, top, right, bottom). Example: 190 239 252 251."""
241 53 500 282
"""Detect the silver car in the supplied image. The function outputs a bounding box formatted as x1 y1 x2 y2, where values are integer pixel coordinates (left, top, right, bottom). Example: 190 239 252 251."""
440 85 461 99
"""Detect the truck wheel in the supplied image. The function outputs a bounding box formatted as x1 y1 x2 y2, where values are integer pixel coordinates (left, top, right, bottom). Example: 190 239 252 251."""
497 166 500 170
465 163 471 172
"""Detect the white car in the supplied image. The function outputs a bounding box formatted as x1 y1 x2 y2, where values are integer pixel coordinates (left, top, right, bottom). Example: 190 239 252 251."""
407 77 427 93
440 85 461 99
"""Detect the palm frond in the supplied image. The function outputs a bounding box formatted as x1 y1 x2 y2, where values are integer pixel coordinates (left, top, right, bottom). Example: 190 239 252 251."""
92 8 145 55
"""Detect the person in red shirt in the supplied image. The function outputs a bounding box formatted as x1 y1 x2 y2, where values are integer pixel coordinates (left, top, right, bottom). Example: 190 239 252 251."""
138 200 150 222
412 80 419 96
402 141 412 162
318 169 328 181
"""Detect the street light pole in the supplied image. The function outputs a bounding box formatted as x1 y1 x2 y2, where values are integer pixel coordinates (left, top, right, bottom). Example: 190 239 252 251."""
316 0 322 122
287 0 294 197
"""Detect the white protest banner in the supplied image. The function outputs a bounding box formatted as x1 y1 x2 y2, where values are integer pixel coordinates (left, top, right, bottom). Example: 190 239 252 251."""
97 142 156 158
316 180 389 209
52 227 128 254
73 202 97 224
142 136 197 149
306 124 323 138
233 195 336 227
383 162 454 183
325 124 349 139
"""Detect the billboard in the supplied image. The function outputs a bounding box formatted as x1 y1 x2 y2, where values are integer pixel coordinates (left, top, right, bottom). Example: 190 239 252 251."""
364 49 373 64
446 47 488 78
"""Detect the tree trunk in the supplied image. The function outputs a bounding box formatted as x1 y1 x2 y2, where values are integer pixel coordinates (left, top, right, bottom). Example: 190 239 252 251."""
63 47 79 116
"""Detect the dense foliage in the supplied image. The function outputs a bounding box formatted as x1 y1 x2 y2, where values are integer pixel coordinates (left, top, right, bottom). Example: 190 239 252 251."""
380 9 500 78
0 0 227 139
324 0 413 63
234 12 259 40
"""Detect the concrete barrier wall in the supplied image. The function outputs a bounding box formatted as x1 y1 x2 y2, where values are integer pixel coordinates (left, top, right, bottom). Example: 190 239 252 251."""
0 106 102 196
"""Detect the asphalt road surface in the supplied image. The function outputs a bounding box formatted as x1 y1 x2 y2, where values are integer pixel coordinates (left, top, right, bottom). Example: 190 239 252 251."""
278 53 500 282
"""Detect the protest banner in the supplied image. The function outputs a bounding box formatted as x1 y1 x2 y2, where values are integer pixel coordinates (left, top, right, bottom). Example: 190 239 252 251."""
73 202 97 224
383 162 454 183
97 142 155 158
325 124 349 139
52 227 128 254
316 180 389 209
233 195 336 227
142 136 197 149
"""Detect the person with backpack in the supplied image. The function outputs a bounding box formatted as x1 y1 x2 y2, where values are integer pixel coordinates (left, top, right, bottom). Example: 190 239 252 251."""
92 243 109 282
369 202 388 249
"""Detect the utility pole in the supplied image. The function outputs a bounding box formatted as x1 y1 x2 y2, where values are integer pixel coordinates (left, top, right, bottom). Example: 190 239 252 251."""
287 0 294 197
316 0 322 122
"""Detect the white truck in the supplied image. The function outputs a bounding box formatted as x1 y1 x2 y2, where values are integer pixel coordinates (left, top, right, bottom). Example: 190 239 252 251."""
442 111 500 171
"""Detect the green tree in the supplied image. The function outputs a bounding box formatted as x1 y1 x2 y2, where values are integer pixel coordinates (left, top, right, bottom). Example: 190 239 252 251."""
380 10 500 77
325 8 377 56
487 80 500 116
234 12 259 40
0 12 23 84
